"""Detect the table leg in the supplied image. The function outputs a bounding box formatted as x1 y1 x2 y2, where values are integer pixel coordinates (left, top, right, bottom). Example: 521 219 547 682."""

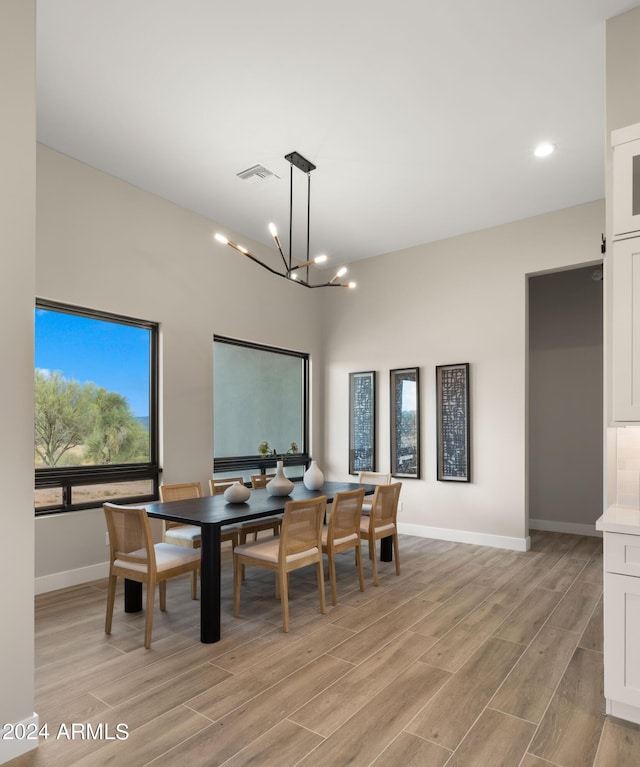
380 535 393 562
199 524 221 643
124 579 142 612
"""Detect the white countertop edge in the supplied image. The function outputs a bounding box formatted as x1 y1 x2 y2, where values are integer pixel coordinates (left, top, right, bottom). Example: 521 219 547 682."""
597 505 640 534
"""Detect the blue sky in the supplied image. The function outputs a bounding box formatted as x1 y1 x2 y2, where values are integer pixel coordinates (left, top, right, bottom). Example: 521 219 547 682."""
35 309 150 416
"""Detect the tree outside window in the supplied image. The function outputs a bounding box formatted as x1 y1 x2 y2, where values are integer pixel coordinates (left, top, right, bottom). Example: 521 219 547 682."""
35 300 158 513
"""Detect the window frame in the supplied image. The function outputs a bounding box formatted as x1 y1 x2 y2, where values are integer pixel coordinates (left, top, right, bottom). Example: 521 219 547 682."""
212 335 309 476
34 299 160 515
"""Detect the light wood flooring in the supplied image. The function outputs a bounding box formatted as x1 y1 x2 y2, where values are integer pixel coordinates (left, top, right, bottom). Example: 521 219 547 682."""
8 530 640 767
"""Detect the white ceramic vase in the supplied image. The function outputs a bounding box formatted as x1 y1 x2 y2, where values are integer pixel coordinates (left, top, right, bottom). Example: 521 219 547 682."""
303 460 324 490
223 481 251 503
266 460 294 496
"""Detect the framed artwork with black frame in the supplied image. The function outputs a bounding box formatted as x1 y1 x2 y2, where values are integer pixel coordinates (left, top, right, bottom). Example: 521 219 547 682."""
390 367 420 478
436 362 470 482
349 371 376 475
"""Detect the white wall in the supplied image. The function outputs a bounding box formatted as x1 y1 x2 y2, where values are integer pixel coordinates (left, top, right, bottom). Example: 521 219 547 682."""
35 146 326 587
322 201 604 550
0 1 37 763
606 7 640 136
528 266 603 533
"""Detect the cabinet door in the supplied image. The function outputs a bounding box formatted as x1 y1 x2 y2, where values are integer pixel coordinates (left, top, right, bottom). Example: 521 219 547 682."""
604 572 640 707
612 238 640 421
613 136 640 237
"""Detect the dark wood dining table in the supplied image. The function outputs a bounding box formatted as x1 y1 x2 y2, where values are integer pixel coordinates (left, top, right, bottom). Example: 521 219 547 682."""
135 480 380 643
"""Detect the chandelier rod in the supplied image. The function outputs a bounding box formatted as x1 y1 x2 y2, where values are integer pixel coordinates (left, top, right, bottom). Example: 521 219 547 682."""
289 162 294 273
306 173 313 282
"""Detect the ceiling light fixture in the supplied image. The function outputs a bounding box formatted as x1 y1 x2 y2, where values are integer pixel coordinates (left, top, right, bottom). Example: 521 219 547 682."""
534 142 556 158
215 151 355 289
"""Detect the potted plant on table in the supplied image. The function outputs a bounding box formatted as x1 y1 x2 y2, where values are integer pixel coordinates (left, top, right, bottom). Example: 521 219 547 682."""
257 441 299 495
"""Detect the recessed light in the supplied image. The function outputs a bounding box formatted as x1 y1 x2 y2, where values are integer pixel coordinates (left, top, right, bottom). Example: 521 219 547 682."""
534 142 556 158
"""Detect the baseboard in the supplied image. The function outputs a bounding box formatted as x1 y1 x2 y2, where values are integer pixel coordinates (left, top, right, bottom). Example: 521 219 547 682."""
606 698 640 725
35 562 109 595
397 522 530 552
529 518 602 538
0 713 39 764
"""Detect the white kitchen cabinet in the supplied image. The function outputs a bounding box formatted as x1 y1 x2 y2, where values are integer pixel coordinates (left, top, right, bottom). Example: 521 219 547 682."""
611 237 640 421
603 572 640 720
611 125 640 423
597 511 640 724
612 124 640 238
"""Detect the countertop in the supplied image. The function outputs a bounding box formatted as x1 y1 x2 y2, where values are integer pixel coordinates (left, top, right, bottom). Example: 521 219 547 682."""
596 505 640 534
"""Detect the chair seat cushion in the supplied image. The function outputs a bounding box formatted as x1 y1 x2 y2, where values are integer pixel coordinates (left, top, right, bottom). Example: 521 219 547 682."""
361 502 372 515
115 542 200 573
360 519 395 534
165 524 201 543
321 527 358 547
235 537 319 564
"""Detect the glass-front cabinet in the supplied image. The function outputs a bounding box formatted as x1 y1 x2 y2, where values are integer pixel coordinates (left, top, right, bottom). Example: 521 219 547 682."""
611 123 640 423
611 237 640 422
613 123 640 238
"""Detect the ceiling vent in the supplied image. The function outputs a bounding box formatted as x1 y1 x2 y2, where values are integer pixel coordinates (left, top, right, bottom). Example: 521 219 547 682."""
236 164 279 183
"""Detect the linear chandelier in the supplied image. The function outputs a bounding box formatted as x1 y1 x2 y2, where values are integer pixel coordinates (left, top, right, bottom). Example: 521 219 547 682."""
215 151 355 289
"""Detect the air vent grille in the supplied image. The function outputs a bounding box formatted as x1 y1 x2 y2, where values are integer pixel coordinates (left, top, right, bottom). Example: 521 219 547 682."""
236 164 279 182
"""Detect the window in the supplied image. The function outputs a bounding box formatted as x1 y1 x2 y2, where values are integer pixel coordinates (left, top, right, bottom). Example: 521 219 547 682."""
213 336 309 480
35 300 159 513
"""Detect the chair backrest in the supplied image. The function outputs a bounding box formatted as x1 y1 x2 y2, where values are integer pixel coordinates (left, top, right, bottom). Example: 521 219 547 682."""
329 488 365 541
209 477 245 495
369 482 402 527
159 482 202 502
159 482 202 533
104 503 155 571
358 471 391 486
280 496 327 559
251 473 275 489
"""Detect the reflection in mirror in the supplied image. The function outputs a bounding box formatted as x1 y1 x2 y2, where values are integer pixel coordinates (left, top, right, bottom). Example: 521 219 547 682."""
390 368 420 478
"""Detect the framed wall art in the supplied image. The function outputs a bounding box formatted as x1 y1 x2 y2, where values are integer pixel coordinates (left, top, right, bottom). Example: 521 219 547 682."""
436 362 470 482
349 371 376 474
390 367 420 478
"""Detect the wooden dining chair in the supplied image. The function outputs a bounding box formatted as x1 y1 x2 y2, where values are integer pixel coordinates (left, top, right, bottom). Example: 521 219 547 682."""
359 482 402 585
250 473 275 489
246 474 281 544
357 471 392 515
160 481 239 599
103 502 201 649
210 477 245 493
159 482 202 599
233 495 327 632
322 487 365 605
357 471 391 485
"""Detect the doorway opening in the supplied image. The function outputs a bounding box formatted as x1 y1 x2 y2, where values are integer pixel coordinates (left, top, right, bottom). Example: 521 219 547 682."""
528 264 603 535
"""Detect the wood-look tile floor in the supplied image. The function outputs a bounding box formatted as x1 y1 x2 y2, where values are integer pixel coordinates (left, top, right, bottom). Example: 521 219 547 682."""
9 530 640 767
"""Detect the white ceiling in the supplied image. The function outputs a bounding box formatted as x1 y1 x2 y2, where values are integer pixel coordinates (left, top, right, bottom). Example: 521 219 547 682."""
36 0 639 267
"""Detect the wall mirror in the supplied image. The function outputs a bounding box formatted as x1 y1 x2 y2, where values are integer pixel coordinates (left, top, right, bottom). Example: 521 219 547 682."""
390 367 420 478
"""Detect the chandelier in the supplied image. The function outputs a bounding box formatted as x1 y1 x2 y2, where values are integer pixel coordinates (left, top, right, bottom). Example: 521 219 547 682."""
215 151 355 289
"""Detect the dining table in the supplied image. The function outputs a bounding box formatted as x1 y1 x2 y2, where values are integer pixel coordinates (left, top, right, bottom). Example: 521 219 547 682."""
133 480 383 643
